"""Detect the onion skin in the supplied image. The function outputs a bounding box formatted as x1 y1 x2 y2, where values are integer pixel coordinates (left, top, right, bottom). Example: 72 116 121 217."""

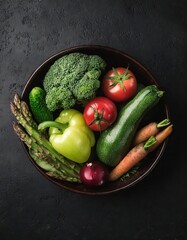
80 161 109 187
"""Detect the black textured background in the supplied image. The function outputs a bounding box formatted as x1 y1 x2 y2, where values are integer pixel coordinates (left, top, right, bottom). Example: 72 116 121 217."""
1 1 187 239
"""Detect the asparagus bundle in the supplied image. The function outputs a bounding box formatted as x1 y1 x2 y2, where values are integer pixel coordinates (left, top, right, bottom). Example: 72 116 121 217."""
10 93 81 183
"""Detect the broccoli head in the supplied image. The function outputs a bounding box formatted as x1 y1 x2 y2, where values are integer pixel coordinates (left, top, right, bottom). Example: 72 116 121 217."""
43 52 106 111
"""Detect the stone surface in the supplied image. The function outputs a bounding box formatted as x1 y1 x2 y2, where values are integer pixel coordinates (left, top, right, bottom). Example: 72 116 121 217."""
0 0 187 239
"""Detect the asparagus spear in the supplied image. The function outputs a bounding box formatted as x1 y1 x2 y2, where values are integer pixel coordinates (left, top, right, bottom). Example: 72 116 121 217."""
13 93 21 110
12 121 79 178
11 93 82 181
45 171 79 182
12 121 81 180
29 149 80 182
21 101 38 129
13 93 38 129
34 152 81 182
10 99 81 173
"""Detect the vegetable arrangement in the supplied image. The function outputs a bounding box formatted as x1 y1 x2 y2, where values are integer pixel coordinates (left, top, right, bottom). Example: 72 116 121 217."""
96 85 164 167
10 52 173 188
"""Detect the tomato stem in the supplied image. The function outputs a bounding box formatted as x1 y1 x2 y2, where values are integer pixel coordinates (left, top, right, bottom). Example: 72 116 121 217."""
88 105 109 131
109 67 132 91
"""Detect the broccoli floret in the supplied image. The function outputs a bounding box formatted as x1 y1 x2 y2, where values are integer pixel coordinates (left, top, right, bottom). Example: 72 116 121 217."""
43 53 87 92
43 52 106 111
88 55 106 71
73 69 101 101
45 87 76 111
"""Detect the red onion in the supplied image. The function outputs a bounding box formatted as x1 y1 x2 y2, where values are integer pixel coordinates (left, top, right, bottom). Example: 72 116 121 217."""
80 161 109 187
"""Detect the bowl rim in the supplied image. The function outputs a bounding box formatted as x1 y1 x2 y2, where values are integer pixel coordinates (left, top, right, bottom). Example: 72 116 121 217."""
21 44 170 195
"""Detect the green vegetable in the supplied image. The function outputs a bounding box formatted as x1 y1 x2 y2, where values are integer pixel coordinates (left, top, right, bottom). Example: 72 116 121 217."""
43 52 106 111
14 93 38 129
96 85 164 167
29 87 53 123
10 94 81 182
13 122 80 182
38 109 95 163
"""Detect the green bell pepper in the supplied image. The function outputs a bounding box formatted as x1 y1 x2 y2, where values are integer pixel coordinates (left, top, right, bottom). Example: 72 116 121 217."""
38 109 95 163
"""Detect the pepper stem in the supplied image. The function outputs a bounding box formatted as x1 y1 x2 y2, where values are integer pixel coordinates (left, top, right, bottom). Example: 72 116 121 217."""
38 121 67 132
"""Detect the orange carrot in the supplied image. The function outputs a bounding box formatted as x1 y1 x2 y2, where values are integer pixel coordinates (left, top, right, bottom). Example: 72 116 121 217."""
133 118 170 145
109 124 173 182
147 124 173 152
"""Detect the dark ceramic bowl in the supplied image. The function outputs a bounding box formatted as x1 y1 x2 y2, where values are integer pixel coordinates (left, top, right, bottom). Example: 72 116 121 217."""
21 45 169 195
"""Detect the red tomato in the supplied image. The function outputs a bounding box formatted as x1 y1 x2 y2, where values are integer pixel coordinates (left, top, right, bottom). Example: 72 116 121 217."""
83 97 117 131
102 67 137 102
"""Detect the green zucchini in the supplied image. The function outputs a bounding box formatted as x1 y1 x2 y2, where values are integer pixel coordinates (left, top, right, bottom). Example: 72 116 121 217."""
29 87 53 123
96 85 164 167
